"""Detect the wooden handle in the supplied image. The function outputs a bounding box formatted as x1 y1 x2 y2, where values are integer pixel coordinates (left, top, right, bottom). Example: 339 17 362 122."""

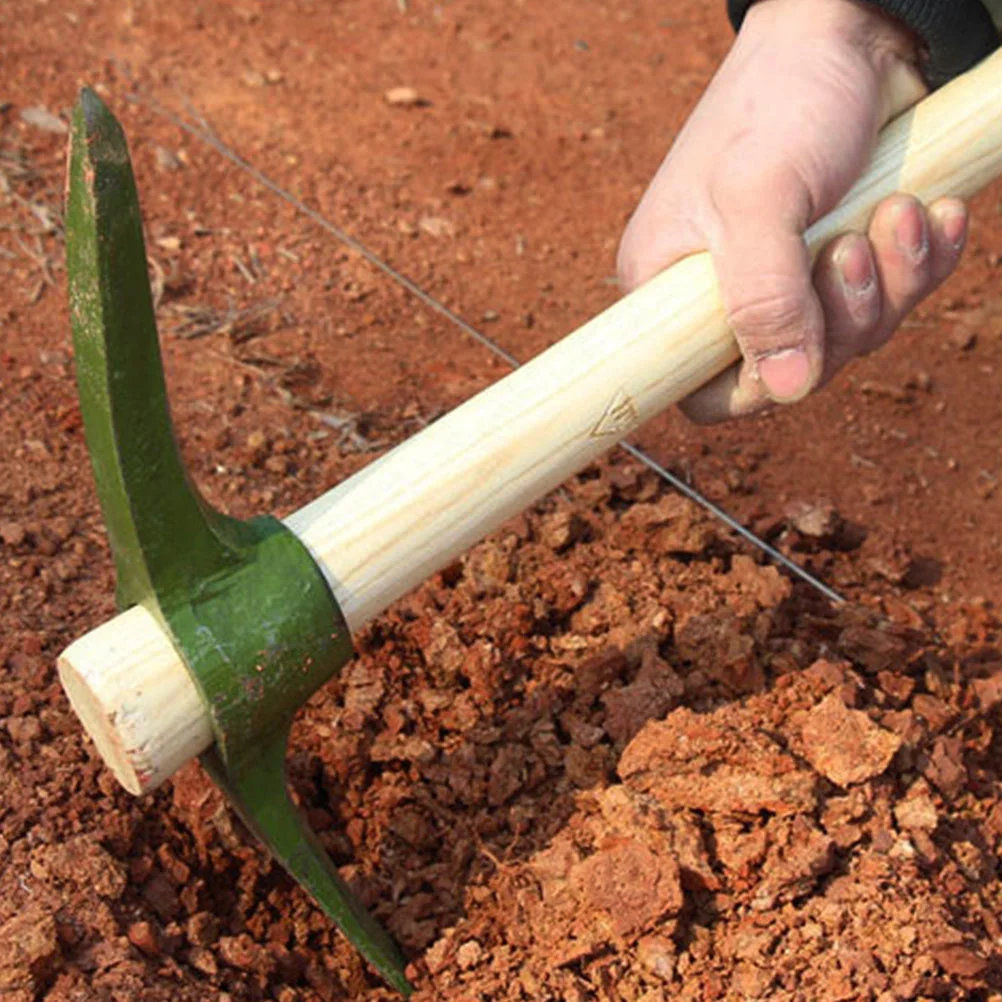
59 50 1002 795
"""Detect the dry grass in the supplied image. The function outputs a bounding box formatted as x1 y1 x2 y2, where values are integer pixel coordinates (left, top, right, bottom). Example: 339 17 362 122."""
0 144 38 188
0 139 64 299
159 296 284 341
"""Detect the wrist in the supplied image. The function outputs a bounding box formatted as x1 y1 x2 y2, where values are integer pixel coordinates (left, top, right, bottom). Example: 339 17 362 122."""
731 0 1000 89
745 0 917 57
743 0 927 116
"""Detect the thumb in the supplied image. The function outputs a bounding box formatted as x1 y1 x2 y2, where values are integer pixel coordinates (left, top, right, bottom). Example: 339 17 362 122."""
711 215 825 405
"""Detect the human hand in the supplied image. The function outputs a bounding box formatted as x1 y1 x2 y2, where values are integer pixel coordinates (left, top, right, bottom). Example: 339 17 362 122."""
617 0 970 423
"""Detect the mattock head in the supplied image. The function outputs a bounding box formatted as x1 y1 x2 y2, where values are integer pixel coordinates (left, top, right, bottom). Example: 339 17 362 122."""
62 88 412 996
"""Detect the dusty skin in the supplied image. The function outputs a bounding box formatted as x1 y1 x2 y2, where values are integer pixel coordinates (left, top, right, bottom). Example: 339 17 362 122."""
1 0 1000 999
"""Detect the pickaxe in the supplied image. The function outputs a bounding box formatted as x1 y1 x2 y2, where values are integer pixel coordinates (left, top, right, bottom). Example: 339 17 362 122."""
58 53 1002 994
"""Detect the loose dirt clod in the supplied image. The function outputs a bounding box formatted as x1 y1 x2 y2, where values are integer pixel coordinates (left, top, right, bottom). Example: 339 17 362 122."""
0 906 60 996
799 692 902 787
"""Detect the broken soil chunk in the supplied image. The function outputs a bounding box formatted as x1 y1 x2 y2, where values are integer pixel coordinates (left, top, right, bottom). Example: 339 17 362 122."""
0 905 59 993
800 693 902 787
619 706 817 815
570 837 683 942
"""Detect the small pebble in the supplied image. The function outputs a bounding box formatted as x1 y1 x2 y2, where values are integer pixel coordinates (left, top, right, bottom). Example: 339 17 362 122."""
419 216 453 238
188 947 218 975
154 146 182 172
456 939 482 969
186 911 219 947
385 86 422 107
636 934 677 981
948 327 977 351
128 921 160 957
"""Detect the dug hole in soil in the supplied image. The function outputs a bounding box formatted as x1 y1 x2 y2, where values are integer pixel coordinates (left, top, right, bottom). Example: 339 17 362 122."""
1 1 1000 1000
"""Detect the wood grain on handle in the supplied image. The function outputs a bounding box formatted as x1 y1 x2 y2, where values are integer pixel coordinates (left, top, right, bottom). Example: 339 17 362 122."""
58 49 1002 795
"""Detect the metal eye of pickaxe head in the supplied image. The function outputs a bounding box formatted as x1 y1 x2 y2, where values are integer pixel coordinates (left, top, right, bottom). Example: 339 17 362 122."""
59 58 1002 994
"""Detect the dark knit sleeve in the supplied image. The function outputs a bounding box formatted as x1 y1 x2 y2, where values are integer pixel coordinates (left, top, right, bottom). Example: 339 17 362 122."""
726 0 999 87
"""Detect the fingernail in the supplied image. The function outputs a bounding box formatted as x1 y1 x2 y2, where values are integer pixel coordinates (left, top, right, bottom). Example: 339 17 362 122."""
941 207 967 251
836 239 875 296
757 348 812 402
894 202 928 262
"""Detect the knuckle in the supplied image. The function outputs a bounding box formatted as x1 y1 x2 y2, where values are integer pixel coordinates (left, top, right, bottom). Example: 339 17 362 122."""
726 286 810 352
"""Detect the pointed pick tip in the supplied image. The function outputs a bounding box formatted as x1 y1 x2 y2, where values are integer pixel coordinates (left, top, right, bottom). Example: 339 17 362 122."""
76 86 108 131
79 85 103 109
72 87 128 166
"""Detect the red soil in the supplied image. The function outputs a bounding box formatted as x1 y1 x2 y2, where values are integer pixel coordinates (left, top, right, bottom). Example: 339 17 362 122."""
1 1 1000 999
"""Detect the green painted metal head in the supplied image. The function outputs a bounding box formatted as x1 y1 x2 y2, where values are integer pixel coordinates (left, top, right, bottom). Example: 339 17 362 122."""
65 87 412 996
